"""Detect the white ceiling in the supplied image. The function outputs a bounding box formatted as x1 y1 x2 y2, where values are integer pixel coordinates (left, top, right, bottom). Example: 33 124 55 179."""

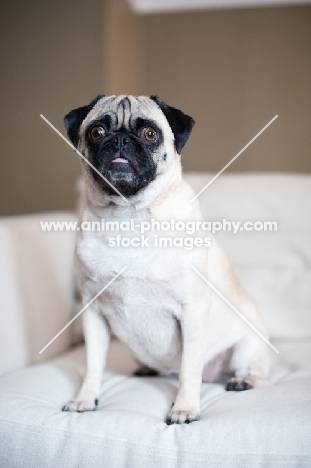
127 0 311 14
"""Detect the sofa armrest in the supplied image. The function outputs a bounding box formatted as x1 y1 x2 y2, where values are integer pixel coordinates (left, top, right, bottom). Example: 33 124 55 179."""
0 212 76 375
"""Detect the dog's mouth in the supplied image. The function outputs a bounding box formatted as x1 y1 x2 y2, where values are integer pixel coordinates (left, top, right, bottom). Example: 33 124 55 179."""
109 155 134 173
111 157 129 164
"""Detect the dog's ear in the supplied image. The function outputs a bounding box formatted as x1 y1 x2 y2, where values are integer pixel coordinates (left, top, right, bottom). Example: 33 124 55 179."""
64 95 104 148
150 95 195 154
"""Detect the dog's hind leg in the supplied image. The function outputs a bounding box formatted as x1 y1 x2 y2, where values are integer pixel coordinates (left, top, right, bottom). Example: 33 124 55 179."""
226 334 269 391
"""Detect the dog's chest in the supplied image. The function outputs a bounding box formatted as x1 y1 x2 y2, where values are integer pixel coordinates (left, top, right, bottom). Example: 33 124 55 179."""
77 208 193 372
102 275 183 372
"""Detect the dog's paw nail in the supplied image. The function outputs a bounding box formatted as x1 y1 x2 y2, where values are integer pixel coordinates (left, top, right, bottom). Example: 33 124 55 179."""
226 378 253 392
62 398 99 412
165 419 174 425
166 407 200 425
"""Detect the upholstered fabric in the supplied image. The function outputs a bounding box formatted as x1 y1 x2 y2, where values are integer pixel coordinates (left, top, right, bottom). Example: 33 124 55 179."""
185 173 311 340
0 339 310 468
0 212 76 375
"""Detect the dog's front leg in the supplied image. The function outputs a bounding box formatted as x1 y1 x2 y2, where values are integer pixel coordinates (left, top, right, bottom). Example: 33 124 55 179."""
62 306 110 412
166 292 210 425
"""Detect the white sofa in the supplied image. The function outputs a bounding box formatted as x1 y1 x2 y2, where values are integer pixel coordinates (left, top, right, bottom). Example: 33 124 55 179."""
0 173 310 467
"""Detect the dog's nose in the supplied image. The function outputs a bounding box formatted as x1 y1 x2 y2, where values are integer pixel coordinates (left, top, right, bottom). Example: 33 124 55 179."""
113 133 131 149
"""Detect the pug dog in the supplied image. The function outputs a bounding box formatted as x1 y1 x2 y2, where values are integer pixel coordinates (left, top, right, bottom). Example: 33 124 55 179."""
62 95 269 424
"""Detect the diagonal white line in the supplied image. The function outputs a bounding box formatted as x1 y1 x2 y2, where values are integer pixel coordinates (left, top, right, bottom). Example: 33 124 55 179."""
191 266 279 354
190 115 278 202
40 114 129 203
39 266 128 354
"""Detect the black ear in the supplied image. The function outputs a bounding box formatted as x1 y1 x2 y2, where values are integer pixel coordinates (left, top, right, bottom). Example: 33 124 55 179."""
64 95 104 147
150 95 195 154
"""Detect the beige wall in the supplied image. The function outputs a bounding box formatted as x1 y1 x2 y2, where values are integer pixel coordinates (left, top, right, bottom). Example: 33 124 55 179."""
104 0 142 95
140 6 311 173
0 0 104 216
1 1 310 216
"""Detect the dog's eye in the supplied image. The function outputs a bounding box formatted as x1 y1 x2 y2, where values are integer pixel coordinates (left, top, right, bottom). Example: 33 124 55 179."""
90 126 105 142
142 127 157 142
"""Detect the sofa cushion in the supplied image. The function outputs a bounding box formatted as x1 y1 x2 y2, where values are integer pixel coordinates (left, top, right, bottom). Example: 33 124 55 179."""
0 339 310 468
0 212 76 375
184 173 311 339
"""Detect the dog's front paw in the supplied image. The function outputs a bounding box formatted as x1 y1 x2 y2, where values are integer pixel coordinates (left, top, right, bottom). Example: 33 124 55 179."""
62 397 99 412
226 377 253 391
166 405 200 425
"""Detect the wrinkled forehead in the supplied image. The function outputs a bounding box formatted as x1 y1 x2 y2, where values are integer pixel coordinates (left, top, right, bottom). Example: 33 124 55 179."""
80 95 173 136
